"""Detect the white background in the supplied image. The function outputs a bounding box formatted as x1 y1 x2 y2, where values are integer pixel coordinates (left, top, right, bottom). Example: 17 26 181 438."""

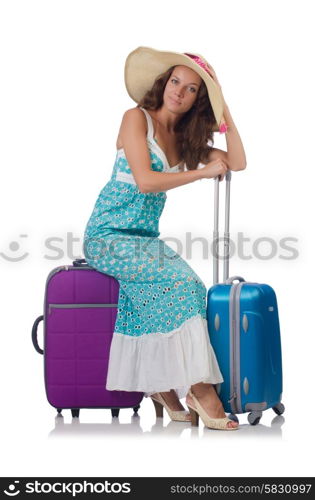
1 0 314 478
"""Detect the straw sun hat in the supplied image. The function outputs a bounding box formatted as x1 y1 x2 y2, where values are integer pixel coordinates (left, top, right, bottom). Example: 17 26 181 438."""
124 46 226 133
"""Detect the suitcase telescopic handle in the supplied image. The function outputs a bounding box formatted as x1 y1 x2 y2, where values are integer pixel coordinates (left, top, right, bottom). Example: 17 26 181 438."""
213 171 232 285
32 315 44 354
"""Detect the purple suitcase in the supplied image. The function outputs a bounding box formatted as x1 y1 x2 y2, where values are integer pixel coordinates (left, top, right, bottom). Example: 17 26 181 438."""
32 258 143 417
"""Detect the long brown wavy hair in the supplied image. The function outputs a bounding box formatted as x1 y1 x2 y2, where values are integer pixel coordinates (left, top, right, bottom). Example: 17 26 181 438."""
137 65 216 170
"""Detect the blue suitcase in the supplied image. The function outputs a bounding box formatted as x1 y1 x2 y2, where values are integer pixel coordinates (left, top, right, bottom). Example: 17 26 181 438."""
207 172 285 425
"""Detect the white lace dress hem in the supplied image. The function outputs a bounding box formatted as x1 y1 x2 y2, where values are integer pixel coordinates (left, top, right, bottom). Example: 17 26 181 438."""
105 314 224 399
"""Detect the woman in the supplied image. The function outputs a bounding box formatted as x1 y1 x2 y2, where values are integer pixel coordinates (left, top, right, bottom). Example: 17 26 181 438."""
83 47 246 431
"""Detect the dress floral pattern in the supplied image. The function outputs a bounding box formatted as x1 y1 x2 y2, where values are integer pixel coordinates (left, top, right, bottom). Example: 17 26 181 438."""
83 107 223 397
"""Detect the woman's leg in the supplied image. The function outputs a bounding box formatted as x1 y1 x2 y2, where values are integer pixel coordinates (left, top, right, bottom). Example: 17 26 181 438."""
186 383 238 428
151 390 187 411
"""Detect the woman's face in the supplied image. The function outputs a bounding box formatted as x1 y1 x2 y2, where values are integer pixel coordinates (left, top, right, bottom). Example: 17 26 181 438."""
163 65 202 113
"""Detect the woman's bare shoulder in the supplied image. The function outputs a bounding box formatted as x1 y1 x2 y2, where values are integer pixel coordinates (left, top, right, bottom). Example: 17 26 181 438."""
119 107 147 134
121 106 146 123
116 107 147 149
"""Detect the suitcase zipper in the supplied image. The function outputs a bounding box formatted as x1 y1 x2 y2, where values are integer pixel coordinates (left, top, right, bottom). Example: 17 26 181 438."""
234 283 243 414
229 282 245 414
229 284 238 414
48 303 118 314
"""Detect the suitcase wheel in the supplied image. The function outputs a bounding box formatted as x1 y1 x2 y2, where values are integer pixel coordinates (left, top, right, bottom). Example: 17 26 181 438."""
71 409 80 418
57 408 62 414
228 413 239 423
248 411 262 425
133 405 140 414
272 402 285 416
111 409 120 418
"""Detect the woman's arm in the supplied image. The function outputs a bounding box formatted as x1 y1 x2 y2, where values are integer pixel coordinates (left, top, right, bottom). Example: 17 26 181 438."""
208 100 247 171
120 108 203 193
141 169 203 193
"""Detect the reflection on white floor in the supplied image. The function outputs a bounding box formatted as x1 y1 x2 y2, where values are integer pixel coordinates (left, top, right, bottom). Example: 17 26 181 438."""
2 396 293 476
48 411 285 440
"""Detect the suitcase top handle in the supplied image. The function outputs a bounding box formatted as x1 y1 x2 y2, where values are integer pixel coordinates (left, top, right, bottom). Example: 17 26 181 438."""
225 276 245 285
72 259 89 267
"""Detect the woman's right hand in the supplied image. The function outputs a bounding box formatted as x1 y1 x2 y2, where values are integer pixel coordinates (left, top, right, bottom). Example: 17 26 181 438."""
199 159 229 182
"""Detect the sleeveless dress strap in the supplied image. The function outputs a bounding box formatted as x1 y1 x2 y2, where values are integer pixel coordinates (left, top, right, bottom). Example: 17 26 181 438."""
139 107 155 140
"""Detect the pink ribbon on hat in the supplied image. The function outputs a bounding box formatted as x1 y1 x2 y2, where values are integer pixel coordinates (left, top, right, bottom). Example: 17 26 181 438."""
184 53 212 75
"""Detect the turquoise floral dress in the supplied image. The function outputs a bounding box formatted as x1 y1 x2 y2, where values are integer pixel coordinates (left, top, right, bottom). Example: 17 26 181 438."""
83 107 223 398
